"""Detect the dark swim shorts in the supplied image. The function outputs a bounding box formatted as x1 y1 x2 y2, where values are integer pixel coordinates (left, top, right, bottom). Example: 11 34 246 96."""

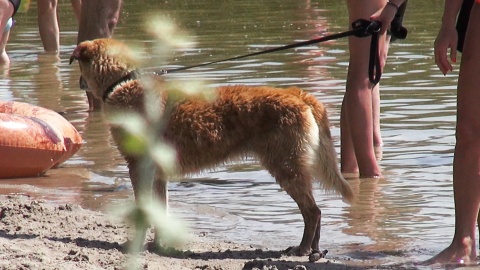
9 0 21 16
456 0 474 52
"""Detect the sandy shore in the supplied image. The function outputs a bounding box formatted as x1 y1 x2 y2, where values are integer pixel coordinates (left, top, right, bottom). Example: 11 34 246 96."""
0 194 425 270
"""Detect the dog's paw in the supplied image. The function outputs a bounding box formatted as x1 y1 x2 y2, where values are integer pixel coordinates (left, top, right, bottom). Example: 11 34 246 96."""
284 246 311 256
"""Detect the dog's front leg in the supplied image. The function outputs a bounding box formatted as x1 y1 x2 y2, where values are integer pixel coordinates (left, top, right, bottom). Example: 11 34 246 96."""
152 176 168 248
124 156 150 251
126 156 143 203
127 158 171 252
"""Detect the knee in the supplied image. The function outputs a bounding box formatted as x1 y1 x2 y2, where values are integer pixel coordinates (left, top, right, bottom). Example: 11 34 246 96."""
0 0 13 16
37 0 57 12
106 15 119 32
104 2 121 32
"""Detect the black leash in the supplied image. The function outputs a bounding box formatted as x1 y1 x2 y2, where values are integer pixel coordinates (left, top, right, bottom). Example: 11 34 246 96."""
150 19 395 85
105 18 408 99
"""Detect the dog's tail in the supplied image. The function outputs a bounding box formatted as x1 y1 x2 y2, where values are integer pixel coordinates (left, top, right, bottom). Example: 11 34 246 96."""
298 90 355 204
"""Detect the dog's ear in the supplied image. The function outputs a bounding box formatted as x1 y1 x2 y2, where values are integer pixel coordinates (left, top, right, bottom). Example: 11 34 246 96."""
69 40 96 65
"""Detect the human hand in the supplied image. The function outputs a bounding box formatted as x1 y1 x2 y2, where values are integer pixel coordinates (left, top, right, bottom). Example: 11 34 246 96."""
370 2 398 35
434 25 458 75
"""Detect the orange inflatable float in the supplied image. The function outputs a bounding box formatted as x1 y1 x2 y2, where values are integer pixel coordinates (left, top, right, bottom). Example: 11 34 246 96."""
0 101 83 178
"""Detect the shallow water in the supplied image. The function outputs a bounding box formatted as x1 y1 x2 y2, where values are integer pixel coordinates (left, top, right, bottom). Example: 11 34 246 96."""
0 0 460 265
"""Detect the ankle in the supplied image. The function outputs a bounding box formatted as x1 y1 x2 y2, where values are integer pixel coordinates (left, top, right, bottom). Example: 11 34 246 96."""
456 236 476 261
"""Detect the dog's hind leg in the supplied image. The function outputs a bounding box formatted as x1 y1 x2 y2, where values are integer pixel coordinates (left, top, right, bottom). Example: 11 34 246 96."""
124 156 151 251
284 179 321 256
153 177 168 210
259 151 320 256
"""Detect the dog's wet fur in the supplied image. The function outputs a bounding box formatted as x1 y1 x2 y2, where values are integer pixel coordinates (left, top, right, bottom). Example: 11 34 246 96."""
70 38 354 257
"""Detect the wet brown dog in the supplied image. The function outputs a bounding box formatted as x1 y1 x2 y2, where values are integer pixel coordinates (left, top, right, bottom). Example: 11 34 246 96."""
70 38 354 257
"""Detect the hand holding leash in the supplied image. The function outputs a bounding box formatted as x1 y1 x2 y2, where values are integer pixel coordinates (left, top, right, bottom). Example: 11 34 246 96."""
352 19 381 38
390 1 408 40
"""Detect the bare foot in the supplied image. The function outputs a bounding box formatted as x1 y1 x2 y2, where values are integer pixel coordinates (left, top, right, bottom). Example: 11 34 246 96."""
422 238 476 266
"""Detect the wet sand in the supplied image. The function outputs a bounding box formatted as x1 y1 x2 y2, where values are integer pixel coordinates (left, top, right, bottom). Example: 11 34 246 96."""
0 194 337 270
0 193 433 270
0 168 462 270
0 168 443 270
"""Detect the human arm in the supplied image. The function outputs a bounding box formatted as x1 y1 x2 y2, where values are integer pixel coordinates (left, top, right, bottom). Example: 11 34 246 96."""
370 0 406 35
434 0 464 75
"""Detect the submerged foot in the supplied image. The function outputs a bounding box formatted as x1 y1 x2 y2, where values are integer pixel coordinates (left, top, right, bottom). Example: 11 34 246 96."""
374 144 383 161
342 172 360 179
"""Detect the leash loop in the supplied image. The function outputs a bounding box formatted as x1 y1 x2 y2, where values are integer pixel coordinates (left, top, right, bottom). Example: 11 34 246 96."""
352 19 382 85
368 29 382 85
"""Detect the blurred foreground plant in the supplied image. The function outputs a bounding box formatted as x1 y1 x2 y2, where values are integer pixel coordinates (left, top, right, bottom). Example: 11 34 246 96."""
108 15 215 269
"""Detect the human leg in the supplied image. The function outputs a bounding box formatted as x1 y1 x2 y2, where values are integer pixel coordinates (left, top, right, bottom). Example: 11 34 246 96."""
37 0 59 52
0 0 14 29
372 34 390 161
0 28 9 65
77 0 122 111
77 0 121 42
372 8 391 160
372 83 383 160
340 96 358 176
341 80 384 173
0 0 14 65
342 0 388 177
70 0 81 24
425 4 480 265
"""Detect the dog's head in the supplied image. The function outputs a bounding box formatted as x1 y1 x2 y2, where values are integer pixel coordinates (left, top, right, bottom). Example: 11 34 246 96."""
70 38 138 100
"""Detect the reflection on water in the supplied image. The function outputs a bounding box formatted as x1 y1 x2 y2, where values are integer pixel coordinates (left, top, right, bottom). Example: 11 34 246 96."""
0 0 458 265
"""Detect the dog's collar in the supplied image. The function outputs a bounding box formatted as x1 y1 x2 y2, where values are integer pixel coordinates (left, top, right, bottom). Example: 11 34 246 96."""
102 70 140 102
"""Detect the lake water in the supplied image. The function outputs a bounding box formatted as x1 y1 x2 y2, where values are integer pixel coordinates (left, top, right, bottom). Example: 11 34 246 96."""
0 0 461 266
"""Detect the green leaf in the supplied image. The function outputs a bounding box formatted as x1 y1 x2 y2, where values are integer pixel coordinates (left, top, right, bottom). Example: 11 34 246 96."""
149 142 177 176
